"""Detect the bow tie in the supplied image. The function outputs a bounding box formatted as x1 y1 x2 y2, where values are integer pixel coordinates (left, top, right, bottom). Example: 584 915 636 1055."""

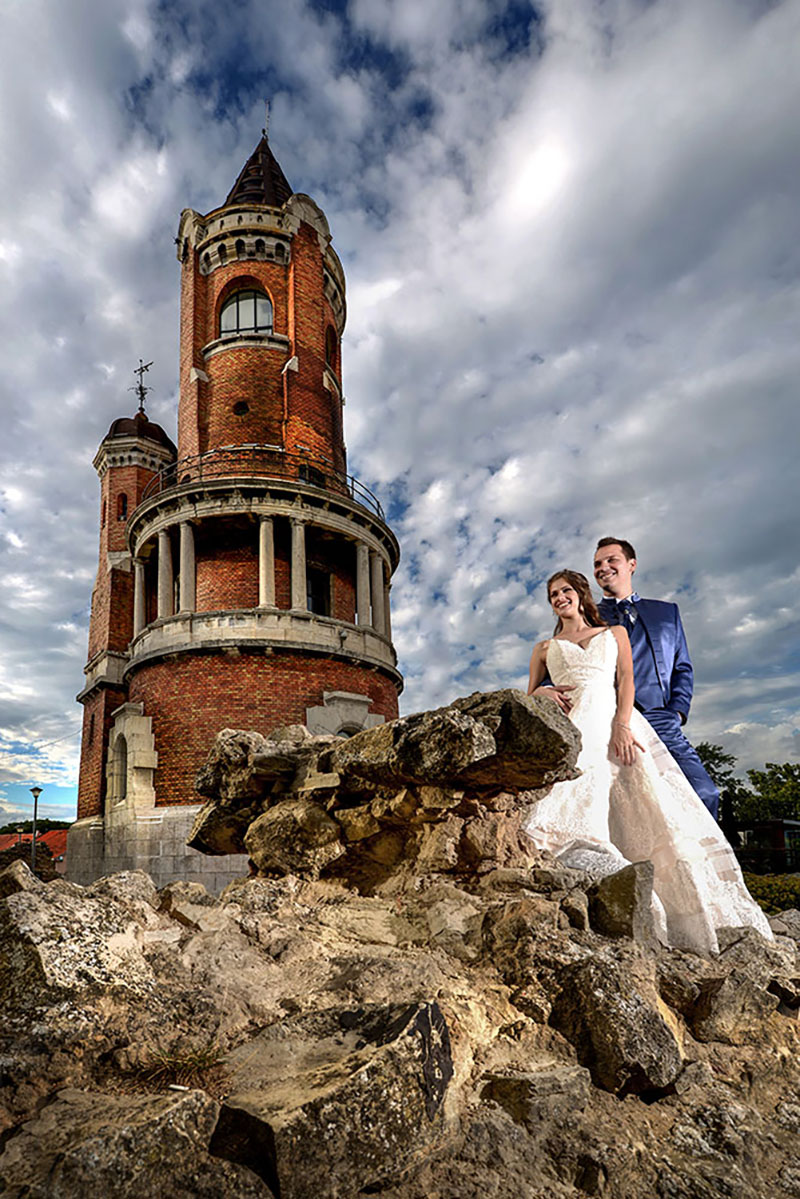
601 596 639 624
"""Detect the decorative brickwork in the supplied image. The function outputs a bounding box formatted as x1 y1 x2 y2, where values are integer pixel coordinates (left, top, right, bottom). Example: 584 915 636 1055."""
128 651 398 807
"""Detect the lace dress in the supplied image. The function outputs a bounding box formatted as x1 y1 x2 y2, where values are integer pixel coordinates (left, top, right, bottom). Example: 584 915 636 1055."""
523 629 772 955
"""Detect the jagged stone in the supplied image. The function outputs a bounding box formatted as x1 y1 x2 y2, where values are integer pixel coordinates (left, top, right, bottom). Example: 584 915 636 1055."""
449 689 581 787
689 970 780 1044
481 1063 592 1125
195 728 274 801
0 859 42 899
325 708 498 786
0 884 155 1014
244 799 345 877
86 869 159 912
334 804 381 841
588 861 658 949
770 909 800 941
550 951 684 1095
561 888 590 930
0 1087 268 1198
187 798 258 855
209 1002 453 1198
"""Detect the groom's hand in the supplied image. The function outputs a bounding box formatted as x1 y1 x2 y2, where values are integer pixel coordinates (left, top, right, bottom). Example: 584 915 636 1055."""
531 684 575 714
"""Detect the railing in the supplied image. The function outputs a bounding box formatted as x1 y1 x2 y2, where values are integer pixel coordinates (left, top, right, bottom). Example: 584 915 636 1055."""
141 444 385 520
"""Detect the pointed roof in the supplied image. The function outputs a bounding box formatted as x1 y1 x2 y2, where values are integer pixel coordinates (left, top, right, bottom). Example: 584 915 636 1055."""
224 136 293 208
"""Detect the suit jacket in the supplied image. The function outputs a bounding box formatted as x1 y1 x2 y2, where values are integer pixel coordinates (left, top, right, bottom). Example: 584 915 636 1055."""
600 597 694 718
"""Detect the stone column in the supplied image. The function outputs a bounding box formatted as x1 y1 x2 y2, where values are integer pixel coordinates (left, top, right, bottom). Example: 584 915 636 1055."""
178 522 196 613
383 578 392 642
356 543 371 626
290 518 307 610
258 517 275 607
370 550 386 635
157 529 173 619
133 558 146 636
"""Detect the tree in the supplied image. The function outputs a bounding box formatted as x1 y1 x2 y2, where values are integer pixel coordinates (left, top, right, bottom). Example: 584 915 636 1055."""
743 763 800 823
695 743 738 790
0 819 71 835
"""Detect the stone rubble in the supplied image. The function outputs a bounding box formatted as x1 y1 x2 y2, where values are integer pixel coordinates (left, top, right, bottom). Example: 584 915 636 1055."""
0 689 798 1198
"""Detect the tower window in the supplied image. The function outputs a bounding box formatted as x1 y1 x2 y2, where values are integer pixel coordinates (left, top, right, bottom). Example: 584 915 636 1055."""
220 290 273 337
299 462 325 488
235 238 246 259
326 326 338 369
218 243 227 265
307 567 331 617
117 493 128 521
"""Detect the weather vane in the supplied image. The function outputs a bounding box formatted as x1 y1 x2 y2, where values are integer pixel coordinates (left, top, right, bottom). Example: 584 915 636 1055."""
129 358 153 414
263 98 270 140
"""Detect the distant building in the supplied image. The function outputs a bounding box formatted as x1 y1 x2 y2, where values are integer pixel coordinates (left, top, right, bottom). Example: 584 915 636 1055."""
69 136 403 891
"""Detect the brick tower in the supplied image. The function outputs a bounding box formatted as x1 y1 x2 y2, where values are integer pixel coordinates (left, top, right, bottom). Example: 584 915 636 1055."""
69 137 402 890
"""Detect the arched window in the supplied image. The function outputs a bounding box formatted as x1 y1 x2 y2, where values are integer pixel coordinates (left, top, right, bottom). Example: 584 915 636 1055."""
220 290 273 337
235 238 246 259
117 493 128 521
326 326 338 368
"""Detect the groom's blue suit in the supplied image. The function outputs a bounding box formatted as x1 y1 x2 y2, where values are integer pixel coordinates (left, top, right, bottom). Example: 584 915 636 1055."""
598 594 719 819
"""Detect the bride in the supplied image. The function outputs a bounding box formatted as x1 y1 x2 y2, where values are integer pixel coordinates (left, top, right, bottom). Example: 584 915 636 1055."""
524 569 771 955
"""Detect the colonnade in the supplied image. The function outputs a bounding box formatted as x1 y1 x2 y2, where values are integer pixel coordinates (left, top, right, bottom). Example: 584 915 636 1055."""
131 515 391 639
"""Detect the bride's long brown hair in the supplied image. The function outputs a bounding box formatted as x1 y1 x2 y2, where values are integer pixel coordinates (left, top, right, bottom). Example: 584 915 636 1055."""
547 570 607 635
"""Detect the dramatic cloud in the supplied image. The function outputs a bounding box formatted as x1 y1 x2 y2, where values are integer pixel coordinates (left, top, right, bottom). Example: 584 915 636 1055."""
1 0 798 822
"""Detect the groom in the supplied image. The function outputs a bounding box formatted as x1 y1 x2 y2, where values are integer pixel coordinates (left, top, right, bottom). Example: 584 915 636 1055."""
593 537 719 819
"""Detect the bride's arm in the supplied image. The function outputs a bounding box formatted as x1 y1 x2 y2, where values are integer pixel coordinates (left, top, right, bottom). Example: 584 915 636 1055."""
527 641 576 714
611 627 645 765
527 641 548 694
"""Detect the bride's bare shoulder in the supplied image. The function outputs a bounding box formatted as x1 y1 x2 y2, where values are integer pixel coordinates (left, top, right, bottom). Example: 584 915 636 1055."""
530 638 550 658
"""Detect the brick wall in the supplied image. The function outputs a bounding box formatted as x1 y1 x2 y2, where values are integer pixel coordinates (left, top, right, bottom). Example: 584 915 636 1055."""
195 522 260 611
128 651 399 807
76 685 127 818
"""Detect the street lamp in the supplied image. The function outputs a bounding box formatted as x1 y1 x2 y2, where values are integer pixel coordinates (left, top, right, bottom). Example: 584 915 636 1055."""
29 787 42 874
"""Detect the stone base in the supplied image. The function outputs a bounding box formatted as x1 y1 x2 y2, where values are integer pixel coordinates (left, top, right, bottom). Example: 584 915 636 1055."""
66 807 249 894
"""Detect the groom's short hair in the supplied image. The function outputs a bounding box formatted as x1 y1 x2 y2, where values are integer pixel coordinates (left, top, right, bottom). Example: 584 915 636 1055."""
596 536 636 561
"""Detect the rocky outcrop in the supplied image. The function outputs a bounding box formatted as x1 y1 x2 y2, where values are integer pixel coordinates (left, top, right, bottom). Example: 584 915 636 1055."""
189 690 580 892
1 691 800 1197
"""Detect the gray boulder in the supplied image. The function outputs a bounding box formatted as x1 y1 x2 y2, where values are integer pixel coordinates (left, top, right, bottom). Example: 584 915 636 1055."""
210 1002 453 1198
0 1088 268 1198
550 951 684 1095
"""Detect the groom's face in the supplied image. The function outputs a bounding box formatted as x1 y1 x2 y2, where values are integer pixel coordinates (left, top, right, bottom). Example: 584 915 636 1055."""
593 544 636 597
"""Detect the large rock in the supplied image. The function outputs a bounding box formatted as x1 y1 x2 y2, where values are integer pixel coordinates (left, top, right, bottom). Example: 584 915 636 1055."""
244 799 345 876
449 689 582 787
0 1088 268 1198
210 1002 453 1198
325 689 580 791
0 880 156 1015
587 861 658 950
550 951 684 1095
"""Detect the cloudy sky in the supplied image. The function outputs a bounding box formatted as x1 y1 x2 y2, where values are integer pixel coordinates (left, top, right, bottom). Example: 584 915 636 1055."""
1 0 798 825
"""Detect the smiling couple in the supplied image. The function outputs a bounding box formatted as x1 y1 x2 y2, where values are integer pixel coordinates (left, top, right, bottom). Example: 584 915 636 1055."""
523 537 770 956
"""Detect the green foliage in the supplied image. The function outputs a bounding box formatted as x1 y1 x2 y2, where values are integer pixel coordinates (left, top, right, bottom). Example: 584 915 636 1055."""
0 819 71 834
743 872 800 915
695 742 738 790
744 762 800 823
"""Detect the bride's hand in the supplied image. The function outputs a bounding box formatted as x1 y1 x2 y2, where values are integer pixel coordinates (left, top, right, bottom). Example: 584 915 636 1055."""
612 720 645 766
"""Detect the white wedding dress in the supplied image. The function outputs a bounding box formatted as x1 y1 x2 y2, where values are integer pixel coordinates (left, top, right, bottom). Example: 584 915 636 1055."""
523 629 772 955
